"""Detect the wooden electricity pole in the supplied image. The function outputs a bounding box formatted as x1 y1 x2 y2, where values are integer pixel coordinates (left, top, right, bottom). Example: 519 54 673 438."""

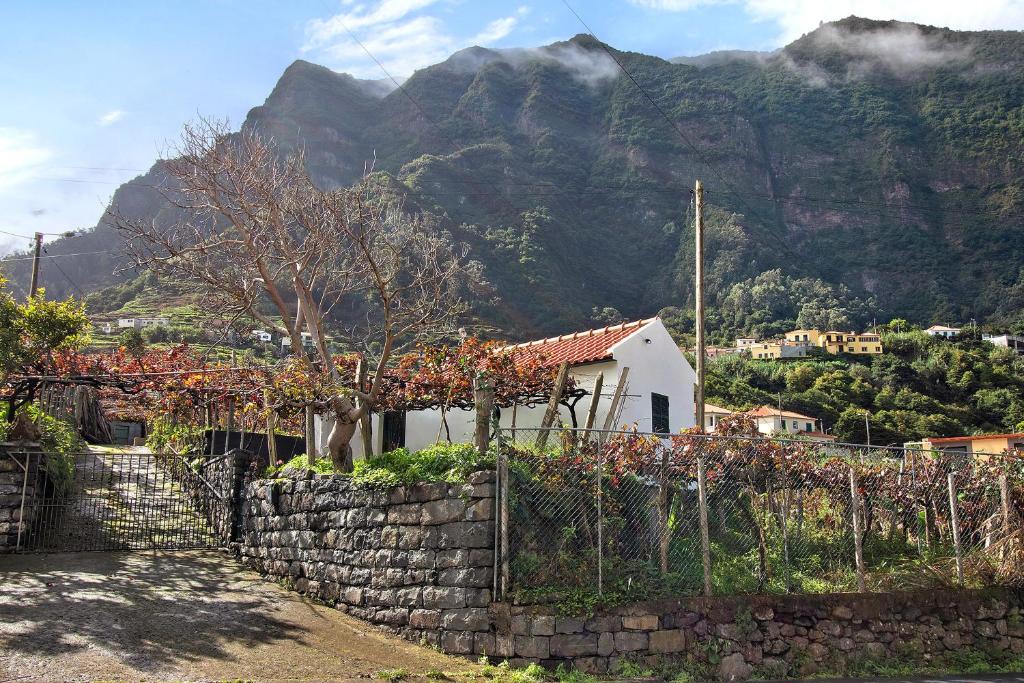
28 232 43 297
694 180 706 431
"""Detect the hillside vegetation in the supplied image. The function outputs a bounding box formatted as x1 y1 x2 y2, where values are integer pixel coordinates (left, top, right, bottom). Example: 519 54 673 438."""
2 17 1023 337
705 330 1024 444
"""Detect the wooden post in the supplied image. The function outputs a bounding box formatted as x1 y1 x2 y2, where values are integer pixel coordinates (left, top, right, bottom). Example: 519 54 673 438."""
697 451 712 597
535 362 569 450
356 356 373 458
28 232 42 297
948 472 964 585
694 180 706 431
581 372 604 443
305 405 316 458
1000 474 1011 536
473 375 495 455
223 396 235 454
849 466 867 592
599 367 631 443
264 389 278 465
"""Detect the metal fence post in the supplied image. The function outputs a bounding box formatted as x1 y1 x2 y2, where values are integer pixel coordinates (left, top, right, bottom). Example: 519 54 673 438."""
849 466 866 592
596 443 603 596
499 436 509 600
1000 473 1011 537
15 452 30 551
697 450 712 597
947 472 964 585
493 427 502 600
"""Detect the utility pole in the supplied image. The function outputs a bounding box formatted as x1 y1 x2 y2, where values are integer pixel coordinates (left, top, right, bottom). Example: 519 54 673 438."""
28 232 43 297
694 179 706 431
864 411 871 447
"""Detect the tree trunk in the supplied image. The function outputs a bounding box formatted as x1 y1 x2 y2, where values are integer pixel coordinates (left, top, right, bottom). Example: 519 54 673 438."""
73 386 112 444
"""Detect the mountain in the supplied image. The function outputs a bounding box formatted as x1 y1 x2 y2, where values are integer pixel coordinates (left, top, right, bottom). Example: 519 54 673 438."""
4 17 1023 338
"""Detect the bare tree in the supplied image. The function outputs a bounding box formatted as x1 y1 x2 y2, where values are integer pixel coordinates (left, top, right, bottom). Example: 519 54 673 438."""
113 119 470 470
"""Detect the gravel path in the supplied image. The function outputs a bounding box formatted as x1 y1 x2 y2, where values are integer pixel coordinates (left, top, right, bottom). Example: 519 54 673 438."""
0 550 479 682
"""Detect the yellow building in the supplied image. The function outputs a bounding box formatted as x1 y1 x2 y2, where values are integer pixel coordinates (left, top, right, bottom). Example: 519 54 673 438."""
785 329 882 355
910 433 1024 457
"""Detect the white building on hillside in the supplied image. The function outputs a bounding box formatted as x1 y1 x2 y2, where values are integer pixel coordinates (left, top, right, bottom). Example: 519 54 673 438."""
117 317 169 330
925 325 961 338
984 333 1024 356
315 318 696 459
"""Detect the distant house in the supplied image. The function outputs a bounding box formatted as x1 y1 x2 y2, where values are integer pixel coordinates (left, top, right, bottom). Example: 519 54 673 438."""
745 405 833 440
701 403 834 443
735 338 757 351
983 334 1024 356
281 332 316 351
94 320 114 335
117 317 169 331
315 318 696 459
925 325 961 338
748 340 810 360
907 433 1024 457
250 330 272 343
701 403 734 431
785 329 882 355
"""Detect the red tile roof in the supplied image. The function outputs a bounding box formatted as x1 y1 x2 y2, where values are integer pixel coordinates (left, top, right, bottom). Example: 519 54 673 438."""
502 318 656 367
746 405 817 421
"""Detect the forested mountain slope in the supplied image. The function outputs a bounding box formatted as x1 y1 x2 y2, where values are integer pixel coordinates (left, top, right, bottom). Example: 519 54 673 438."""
4 17 1023 337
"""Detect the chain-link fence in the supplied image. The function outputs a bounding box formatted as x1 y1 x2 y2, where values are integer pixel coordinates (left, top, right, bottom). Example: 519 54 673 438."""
496 427 1024 601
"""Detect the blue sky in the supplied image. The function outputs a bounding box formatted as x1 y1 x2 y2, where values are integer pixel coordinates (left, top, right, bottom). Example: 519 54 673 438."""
2 0 1024 255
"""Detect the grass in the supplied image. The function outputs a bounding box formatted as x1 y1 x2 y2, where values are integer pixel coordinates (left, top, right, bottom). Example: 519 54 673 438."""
377 669 410 682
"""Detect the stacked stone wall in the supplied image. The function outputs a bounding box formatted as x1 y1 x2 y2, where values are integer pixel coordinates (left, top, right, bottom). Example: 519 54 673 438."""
0 443 41 552
491 589 1024 677
237 469 497 654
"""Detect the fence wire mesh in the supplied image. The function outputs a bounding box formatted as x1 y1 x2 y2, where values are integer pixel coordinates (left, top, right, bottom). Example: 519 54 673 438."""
498 427 1024 600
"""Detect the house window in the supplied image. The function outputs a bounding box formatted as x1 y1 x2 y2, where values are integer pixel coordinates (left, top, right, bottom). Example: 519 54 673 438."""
806 422 813 432
861 346 867 352
838 345 844 352
382 411 406 452
651 393 670 434
791 420 798 430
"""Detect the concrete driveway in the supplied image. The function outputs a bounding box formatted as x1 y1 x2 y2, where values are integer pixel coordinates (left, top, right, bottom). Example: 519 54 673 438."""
0 550 479 682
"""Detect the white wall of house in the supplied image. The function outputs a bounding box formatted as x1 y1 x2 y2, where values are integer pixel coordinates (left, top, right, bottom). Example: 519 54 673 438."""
313 319 696 459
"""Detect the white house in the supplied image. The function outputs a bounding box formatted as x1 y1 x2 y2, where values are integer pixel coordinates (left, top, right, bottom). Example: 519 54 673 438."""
702 404 835 443
251 330 273 343
984 333 1024 356
925 325 961 338
117 317 169 330
281 332 316 351
314 318 696 459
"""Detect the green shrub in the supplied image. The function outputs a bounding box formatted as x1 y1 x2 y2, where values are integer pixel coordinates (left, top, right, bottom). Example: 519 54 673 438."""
263 453 334 478
0 405 81 495
146 418 205 454
351 442 493 487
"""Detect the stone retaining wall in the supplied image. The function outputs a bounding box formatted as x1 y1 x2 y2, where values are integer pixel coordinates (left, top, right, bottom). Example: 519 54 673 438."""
237 469 497 654
0 443 42 552
491 589 1024 677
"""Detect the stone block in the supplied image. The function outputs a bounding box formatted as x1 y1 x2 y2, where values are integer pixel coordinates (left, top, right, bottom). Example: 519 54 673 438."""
532 615 556 636
441 608 490 632
556 617 585 634
387 504 422 525
423 586 467 609
516 635 550 659
718 653 752 682
614 631 648 652
410 609 441 629
495 633 516 658
598 632 615 657
408 482 449 503
466 498 494 521
474 632 496 656
622 614 658 631
831 606 854 620
468 470 496 485
550 633 599 657
441 630 475 655
649 629 688 653
586 615 622 632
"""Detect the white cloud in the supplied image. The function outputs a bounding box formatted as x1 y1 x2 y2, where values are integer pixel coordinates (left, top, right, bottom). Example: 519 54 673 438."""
303 1 527 78
0 128 52 190
98 109 125 126
628 0 1024 43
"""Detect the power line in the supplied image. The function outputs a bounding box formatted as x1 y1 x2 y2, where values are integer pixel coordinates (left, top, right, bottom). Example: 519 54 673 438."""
44 247 87 297
0 250 111 263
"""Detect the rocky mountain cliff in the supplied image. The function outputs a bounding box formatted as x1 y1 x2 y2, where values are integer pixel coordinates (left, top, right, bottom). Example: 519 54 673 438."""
5 17 1023 337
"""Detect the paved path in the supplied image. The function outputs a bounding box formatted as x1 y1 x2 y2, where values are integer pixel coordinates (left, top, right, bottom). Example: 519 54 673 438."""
0 550 479 682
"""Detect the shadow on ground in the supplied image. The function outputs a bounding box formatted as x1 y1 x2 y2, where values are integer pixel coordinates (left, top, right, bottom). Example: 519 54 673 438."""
0 550 472 681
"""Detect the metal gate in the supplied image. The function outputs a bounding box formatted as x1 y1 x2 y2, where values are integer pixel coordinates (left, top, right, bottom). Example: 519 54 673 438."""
10 447 223 552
